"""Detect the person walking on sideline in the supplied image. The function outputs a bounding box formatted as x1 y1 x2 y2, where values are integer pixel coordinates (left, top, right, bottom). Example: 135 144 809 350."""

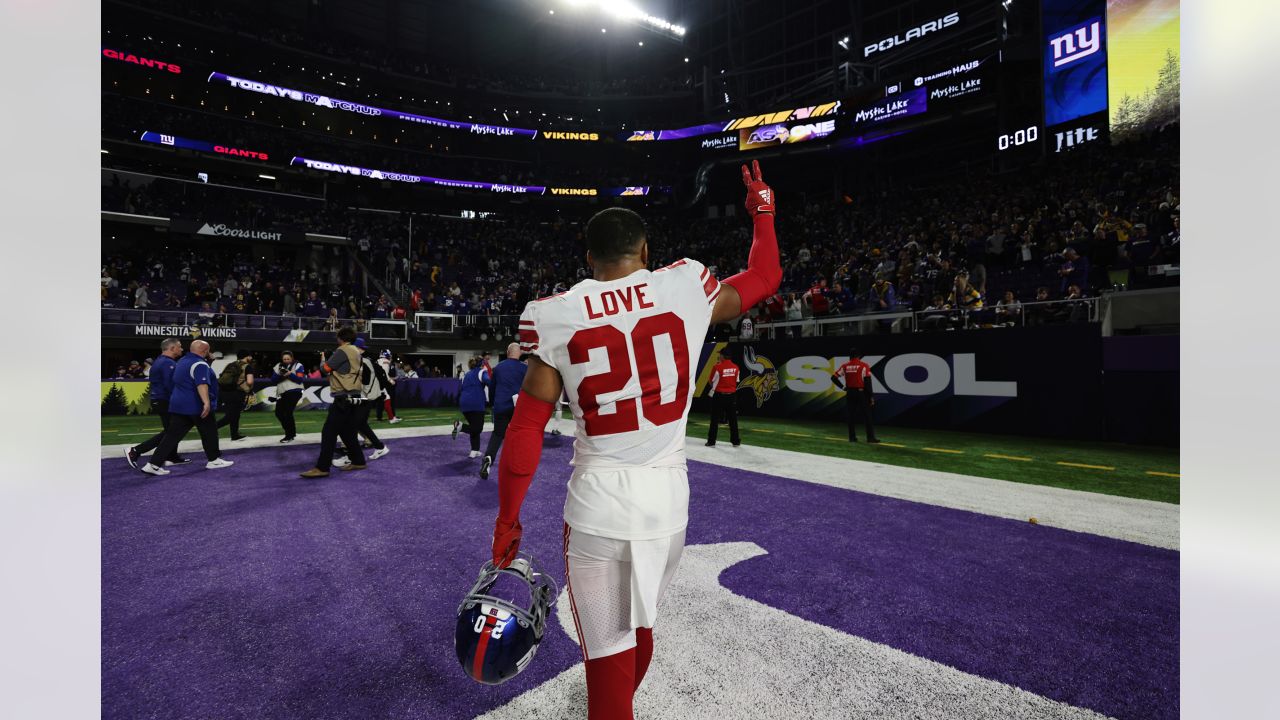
300 327 367 478
140 340 234 474
271 350 306 443
451 356 490 458
126 337 190 469
480 343 528 480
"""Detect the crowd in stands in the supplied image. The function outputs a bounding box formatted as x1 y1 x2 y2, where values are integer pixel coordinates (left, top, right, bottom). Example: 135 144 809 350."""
103 124 1179 335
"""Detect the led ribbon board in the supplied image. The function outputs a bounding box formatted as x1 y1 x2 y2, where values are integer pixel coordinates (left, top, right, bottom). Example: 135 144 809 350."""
140 131 270 160
291 156 664 197
208 72 539 139
624 101 841 141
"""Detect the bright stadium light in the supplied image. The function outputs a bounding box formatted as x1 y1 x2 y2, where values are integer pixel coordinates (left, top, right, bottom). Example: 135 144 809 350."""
558 1 686 40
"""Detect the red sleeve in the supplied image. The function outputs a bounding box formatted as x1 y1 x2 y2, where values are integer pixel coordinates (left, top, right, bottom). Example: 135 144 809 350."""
496 391 556 525
723 214 782 310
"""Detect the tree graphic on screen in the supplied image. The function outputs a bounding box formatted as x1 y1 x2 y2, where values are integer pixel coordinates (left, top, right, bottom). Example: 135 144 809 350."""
102 384 129 416
1113 50 1180 141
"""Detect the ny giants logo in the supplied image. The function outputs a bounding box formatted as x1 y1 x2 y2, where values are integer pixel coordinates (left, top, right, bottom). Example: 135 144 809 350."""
1049 20 1102 68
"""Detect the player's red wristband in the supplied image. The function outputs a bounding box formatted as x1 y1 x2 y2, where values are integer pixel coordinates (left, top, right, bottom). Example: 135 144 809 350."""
496 390 556 525
724 213 782 309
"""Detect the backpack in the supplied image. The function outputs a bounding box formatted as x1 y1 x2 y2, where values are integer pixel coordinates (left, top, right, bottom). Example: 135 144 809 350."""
218 362 243 390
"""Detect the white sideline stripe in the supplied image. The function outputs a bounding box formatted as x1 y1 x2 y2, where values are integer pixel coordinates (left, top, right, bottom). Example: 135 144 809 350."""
478 543 1113 720
686 441 1179 550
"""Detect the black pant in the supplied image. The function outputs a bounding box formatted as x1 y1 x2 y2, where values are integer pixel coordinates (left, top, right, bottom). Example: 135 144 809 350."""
315 398 365 470
484 409 513 458
375 386 396 420
707 393 741 446
217 389 246 436
461 410 485 452
355 401 386 450
846 387 877 441
134 399 182 462
148 411 221 466
275 390 302 438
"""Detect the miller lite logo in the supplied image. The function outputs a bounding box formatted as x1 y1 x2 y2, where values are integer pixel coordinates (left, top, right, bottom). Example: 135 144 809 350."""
1049 20 1102 68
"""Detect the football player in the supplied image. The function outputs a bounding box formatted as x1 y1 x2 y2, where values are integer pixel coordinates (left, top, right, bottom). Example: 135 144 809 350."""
489 161 781 719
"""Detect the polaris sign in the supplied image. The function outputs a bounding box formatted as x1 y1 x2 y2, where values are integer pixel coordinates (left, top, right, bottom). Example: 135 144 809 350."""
864 12 960 58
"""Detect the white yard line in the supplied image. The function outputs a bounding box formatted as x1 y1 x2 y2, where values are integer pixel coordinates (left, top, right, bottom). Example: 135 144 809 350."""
686 442 1179 550
102 427 1177 550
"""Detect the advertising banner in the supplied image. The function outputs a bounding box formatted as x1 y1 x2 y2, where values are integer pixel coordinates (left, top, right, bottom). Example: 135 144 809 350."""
624 101 840 142
140 131 269 160
208 72 539 139
851 87 929 126
100 322 340 345
738 119 836 151
169 217 305 244
691 325 1105 439
1042 0 1109 127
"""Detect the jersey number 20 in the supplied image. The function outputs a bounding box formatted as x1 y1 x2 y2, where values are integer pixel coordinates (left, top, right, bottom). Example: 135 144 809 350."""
567 311 690 437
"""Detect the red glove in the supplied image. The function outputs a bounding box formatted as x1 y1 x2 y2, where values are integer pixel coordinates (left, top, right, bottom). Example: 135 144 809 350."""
741 159 775 217
725 160 782 310
492 518 522 568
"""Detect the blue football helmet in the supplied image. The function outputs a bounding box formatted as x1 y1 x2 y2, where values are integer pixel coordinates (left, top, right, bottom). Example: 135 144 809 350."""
455 554 557 685
380 349 392 359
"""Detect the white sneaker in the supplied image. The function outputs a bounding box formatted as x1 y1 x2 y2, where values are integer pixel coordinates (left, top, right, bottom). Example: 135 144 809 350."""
334 457 351 468
469 450 482 459
141 463 169 476
388 417 403 424
206 458 234 469
370 447 390 460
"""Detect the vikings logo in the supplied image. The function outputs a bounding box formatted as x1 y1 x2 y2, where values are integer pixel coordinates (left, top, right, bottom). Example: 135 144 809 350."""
737 346 780 408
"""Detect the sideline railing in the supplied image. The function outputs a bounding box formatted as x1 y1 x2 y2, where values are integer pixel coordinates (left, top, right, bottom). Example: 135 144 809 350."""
749 298 1099 339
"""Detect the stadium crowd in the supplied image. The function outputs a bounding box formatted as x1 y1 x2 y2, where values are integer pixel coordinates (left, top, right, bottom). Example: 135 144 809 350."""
104 124 1179 332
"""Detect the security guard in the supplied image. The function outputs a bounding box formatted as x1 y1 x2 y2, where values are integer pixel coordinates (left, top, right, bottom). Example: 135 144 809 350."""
705 349 742 447
831 347 879 443
300 327 367 478
141 339 235 474
271 350 307 443
126 337 189 468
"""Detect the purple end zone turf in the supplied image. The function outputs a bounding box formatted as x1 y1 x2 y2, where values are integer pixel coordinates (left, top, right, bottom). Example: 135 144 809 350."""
102 434 1177 720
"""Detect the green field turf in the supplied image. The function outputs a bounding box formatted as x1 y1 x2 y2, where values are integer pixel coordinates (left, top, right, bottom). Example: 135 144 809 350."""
102 409 1179 504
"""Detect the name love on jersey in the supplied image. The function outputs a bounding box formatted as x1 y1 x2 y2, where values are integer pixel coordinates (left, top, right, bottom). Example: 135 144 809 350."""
583 282 656 320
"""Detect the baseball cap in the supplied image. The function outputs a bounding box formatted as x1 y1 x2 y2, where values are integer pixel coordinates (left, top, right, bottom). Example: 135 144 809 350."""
354 337 368 350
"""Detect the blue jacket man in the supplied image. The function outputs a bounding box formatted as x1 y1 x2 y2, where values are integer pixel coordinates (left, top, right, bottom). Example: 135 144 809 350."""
479 344 529 479
452 357 491 459
142 339 233 475
127 337 186 469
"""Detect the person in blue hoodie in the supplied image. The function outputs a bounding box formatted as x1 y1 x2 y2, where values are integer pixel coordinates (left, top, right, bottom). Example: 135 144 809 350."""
126 337 189 469
479 343 528 480
451 355 490 459
140 339 234 475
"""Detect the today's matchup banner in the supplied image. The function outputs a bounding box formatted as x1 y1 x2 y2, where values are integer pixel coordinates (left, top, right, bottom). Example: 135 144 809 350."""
691 324 1107 439
208 72 540 139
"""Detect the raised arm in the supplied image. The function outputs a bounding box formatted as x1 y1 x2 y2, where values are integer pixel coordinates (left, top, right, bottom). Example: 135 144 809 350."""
492 356 563 568
712 160 783 325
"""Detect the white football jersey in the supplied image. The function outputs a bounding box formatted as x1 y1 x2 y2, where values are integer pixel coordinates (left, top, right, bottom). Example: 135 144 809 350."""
519 258 720 471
